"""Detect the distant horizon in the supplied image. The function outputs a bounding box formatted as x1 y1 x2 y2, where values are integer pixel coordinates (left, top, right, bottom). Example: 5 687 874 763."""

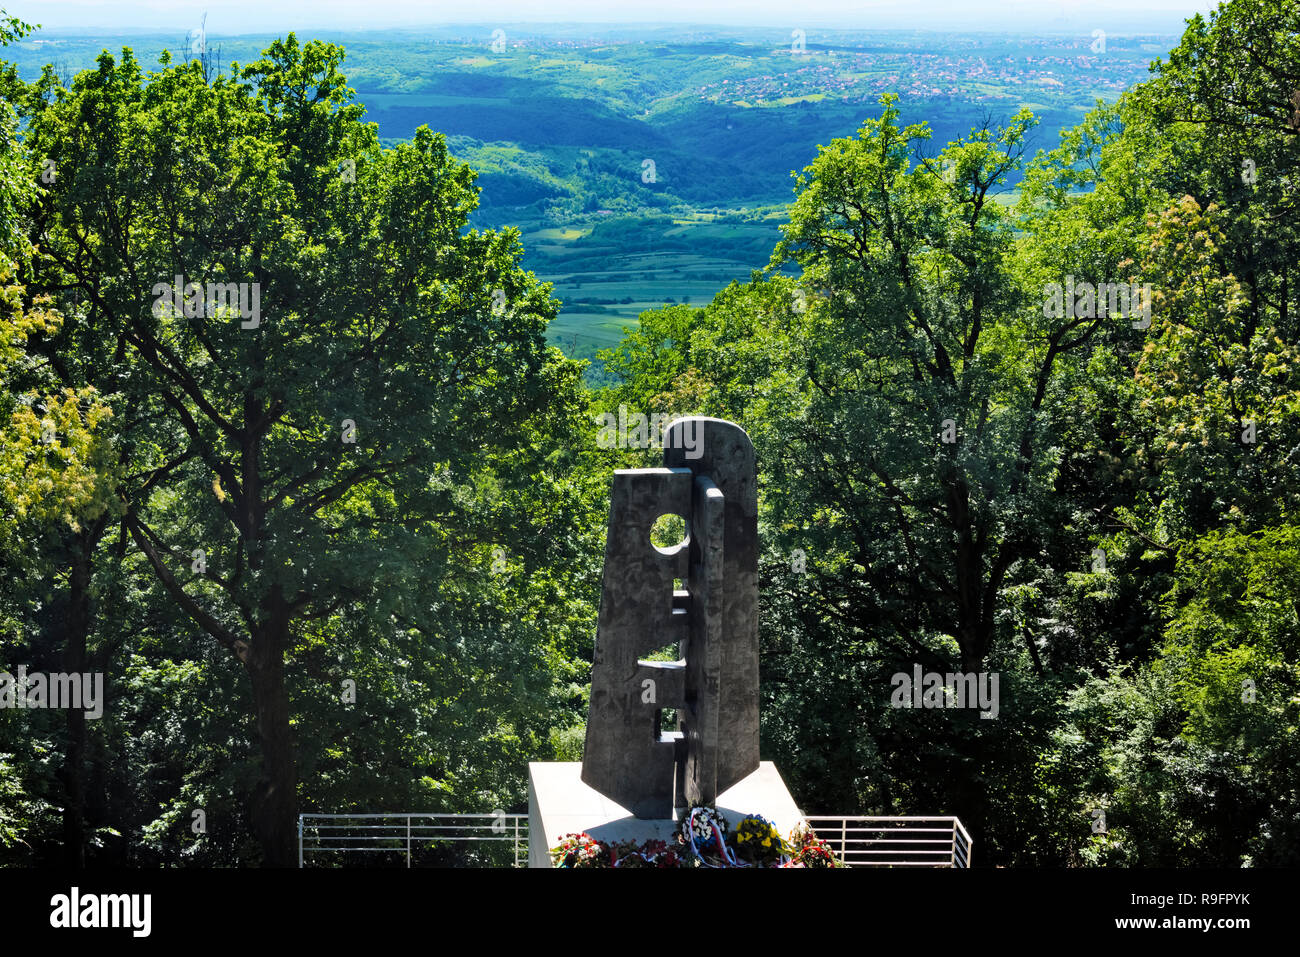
9 1 1219 37
18 23 1193 39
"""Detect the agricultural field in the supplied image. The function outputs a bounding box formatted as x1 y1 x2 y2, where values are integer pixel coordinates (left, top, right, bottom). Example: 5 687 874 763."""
518 213 786 368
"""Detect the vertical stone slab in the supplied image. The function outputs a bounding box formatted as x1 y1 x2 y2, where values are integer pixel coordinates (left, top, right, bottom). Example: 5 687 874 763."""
581 467 691 818
664 417 760 796
681 475 724 806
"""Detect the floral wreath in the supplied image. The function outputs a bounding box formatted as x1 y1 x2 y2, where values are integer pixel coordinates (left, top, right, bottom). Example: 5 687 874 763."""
681 804 741 867
551 813 843 868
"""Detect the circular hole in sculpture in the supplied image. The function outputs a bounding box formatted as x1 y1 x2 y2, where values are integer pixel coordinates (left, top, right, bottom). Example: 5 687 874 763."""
649 513 689 554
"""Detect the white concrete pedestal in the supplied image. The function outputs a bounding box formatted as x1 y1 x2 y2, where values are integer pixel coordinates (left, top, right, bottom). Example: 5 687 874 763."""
528 761 803 867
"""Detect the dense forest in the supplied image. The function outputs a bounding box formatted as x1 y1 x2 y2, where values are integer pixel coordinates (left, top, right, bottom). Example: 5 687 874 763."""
1 0 1298 868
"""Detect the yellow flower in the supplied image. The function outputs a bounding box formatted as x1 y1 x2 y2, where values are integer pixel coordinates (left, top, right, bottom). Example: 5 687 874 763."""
762 837 771 846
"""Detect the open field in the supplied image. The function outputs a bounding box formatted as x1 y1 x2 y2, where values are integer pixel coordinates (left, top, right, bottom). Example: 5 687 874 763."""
517 214 785 365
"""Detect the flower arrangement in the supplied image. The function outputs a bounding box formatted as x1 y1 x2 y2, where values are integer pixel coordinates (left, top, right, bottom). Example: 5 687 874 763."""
678 804 736 866
550 832 611 868
786 821 844 868
732 814 788 866
684 804 729 844
549 814 846 869
611 838 681 868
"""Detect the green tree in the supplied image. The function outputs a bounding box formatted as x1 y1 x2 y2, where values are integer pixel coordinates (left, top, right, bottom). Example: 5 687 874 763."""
19 36 591 864
0 9 122 864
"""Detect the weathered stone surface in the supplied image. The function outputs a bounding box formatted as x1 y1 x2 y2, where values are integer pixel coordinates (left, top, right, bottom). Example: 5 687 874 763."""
667 418 760 799
580 417 760 818
680 475 723 808
580 467 691 818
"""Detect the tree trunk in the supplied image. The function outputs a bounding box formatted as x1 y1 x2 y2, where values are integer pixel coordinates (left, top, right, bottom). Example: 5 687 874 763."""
60 529 94 867
246 596 298 867
947 481 991 673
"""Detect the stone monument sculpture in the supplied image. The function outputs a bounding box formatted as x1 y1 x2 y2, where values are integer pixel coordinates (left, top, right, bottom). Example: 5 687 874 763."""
580 416 760 818
527 416 800 865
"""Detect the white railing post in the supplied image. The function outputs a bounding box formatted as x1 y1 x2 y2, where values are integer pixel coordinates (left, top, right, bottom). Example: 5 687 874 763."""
298 815 304 868
951 819 957 867
406 815 411 868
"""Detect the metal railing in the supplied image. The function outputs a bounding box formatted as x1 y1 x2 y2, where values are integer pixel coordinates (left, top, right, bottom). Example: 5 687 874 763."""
298 812 972 868
800 815 973 867
298 813 529 868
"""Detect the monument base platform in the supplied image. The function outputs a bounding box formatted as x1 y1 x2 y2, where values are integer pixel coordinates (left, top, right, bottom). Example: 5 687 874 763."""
527 761 803 867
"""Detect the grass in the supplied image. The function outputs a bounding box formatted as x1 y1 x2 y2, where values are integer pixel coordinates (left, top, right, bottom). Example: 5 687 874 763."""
513 213 780 368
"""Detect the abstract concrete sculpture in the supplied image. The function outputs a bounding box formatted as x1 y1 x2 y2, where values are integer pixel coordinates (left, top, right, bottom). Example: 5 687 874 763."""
581 417 759 818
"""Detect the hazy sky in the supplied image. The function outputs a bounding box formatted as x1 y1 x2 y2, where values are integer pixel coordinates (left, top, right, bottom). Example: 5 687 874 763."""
16 0 1221 35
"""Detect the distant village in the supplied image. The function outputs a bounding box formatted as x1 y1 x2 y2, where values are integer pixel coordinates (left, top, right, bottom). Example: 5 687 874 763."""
693 46 1147 106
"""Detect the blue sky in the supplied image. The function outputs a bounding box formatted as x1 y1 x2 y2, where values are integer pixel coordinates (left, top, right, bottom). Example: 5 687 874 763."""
15 0 1220 34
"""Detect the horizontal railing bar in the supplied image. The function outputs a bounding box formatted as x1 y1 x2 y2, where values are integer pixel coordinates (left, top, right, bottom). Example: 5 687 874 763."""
302 847 410 853
818 837 954 842
840 849 953 855
806 833 952 838
807 826 958 832
304 837 527 842
805 824 956 830
304 844 528 851
817 838 953 844
304 835 511 841
830 834 954 839
307 836 523 843
301 814 526 820
305 838 525 844
849 862 954 867
813 828 955 835
302 826 522 832
304 832 522 842
802 816 962 823
836 851 955 857
304 824 516 832
302 837 515 841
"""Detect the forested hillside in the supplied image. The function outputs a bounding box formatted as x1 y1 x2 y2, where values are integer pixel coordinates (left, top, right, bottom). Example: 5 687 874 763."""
2 25 1169 368
1 0 1298 867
